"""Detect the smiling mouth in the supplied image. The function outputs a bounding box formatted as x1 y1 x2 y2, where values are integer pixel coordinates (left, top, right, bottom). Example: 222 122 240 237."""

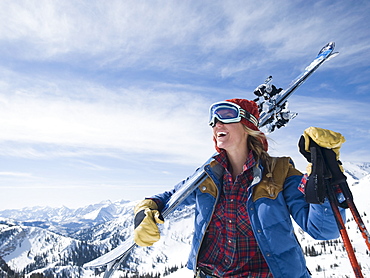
217 132 227 137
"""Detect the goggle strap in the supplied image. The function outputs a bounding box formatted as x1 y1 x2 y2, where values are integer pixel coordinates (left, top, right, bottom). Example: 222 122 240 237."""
240 109 259 127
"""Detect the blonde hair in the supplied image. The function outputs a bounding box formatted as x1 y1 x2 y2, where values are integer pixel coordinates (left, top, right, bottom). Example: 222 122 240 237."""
244 126 277 184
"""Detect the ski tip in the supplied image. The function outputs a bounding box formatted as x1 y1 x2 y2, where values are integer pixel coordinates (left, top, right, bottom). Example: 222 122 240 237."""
328 41 335 47
318 42 335 55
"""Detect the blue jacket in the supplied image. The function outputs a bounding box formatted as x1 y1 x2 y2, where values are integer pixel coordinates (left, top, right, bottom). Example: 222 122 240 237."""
151 157 345 277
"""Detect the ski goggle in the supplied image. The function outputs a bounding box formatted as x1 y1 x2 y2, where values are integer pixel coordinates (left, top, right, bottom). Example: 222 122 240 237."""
208 101 259 128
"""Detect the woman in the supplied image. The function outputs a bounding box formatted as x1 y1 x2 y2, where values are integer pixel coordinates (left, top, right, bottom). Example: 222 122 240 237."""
133 98 345 277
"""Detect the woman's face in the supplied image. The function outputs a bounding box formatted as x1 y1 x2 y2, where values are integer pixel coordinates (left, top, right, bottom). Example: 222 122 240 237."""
213 121 248 153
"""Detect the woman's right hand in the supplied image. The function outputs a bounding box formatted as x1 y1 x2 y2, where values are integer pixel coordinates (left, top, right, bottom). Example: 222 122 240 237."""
134 199 164 247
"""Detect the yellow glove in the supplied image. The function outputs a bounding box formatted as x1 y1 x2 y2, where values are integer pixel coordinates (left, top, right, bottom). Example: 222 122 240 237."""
303 127 345 159
134 199 164 247
301 127 346 173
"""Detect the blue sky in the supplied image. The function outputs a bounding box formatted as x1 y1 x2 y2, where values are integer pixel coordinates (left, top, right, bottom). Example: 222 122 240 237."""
0 0 370 210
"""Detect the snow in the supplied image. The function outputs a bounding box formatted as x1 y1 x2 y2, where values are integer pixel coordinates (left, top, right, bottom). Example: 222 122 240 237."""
0 161 369 277
3 232 33 266
82 209 101 221
2 226 75 271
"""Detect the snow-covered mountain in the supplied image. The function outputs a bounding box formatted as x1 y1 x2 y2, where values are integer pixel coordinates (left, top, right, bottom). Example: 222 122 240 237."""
0 162 369 277
0 199 130 237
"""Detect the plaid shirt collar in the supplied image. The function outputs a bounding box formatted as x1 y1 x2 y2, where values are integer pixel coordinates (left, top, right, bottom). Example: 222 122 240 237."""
214 149 257 176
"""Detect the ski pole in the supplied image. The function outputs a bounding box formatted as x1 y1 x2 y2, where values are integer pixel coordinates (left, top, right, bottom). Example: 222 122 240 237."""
316 147 364 278
325 180 364 278
338 181 370 251
320 147 370 252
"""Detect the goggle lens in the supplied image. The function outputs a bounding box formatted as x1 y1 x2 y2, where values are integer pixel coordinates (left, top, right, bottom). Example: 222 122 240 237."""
213 106 239 120
209 102 241 127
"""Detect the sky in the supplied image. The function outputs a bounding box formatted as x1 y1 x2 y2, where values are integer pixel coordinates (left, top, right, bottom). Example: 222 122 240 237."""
0 0 370 210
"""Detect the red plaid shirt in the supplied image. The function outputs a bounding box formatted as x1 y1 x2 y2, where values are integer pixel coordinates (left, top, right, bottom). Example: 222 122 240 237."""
198 150 272 277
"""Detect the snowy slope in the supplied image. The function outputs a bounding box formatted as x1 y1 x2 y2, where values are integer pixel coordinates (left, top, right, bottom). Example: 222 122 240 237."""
91 161 370 278
0 161 369 277
0 223 76 270
0 199 130 237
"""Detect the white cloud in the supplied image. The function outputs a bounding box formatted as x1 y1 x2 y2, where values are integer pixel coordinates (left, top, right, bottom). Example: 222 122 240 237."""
1 0 369 73
268 94 370 170
0 0 370 211
0 1 207 61
0 172 32 177
0 78 215 164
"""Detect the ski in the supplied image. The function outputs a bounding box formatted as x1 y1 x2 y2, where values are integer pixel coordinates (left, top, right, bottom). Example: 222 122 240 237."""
83 42 339 277
84 157 218 276
255 42 338 133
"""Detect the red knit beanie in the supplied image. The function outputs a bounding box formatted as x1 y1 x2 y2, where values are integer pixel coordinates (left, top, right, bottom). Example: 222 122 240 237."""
213 98 268 152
